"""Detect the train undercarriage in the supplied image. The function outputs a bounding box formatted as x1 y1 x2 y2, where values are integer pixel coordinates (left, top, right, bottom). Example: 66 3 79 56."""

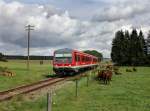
53 64 98 76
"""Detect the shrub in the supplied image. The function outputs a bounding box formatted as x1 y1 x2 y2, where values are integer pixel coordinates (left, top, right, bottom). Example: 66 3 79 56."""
113 66 122 75
0 53 7 62
133 67 137 72
126 68 132 72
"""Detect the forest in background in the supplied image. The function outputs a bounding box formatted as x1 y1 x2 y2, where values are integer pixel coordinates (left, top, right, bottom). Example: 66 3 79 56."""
111 29 150 66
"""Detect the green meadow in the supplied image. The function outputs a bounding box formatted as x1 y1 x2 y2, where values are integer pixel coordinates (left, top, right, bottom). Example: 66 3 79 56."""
0 60 53 91
0 61 149 111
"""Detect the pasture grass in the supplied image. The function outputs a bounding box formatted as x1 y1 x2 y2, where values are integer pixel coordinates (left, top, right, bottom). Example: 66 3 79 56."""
0 60 53 91
0 66 149 111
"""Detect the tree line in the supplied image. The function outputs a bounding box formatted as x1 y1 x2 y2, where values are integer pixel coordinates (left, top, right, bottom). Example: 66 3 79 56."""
0 55 53 61
111 29 150 66
0 50 103 61
84 50 103 61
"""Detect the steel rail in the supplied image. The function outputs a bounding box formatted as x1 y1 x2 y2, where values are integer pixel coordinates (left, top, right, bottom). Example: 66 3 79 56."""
0 77 67 102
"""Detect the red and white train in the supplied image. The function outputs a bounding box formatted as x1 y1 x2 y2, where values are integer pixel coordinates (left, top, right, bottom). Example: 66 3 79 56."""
53 48 99 75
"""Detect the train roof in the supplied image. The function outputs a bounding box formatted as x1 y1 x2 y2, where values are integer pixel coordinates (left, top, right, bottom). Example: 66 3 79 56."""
54 48 98 59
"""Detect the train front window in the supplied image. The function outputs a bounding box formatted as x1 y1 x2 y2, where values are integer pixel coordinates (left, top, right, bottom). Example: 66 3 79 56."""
54 53 72 63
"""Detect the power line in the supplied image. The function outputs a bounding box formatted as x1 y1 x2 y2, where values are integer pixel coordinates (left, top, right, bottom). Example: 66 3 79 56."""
25 25 34 70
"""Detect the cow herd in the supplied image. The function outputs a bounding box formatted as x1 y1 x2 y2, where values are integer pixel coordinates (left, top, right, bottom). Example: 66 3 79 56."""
96 64 114 85
95 64 137 85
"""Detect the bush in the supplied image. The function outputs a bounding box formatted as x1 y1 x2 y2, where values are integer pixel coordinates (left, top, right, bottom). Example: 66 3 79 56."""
126 68 132 72
0 53 7 62
144 55 150 66
133 67 137 72
113 66 122 75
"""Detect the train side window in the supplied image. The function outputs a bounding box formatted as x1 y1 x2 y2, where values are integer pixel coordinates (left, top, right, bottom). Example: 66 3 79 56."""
75 54 80 62
77 55 80 62
88 57 90 62
94 58 97 62
82 56 84 62
93 58 95 62
82 56 85 62
75 54 77 61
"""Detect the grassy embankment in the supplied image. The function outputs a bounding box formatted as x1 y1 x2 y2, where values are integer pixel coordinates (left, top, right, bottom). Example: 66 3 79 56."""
0 66 150 111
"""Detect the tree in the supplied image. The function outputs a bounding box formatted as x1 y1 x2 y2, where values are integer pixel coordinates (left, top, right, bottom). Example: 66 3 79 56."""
147 31 150 55
145 31 150 65
137 30 146 65
0 52 7 62
0 53 3 60
130 29 138 65
84 50 103 60
124 30 131 65
111 30 125 65
111 29 148 66
138 30 145 54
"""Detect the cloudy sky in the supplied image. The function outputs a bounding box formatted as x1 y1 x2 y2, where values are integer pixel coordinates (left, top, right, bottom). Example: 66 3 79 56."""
1 0 150 57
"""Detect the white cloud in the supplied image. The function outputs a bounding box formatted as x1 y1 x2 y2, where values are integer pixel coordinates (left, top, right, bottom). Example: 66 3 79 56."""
92 0 150 22
0 0 150 58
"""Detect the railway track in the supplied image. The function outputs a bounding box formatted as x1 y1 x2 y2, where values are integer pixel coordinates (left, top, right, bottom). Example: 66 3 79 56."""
0 77 68 102
0 69 95 102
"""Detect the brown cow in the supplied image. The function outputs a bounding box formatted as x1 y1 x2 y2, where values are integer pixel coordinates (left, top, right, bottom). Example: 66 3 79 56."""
97 70 105 81
97 70 113 84
103 70 113 84
106 65 113 71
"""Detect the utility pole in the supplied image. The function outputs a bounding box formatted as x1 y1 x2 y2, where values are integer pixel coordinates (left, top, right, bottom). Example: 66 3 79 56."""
25 25 34 70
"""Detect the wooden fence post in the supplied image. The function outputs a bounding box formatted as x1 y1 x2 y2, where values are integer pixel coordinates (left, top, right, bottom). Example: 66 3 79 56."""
47 92 52 111
87 75 89 87
75 79 78 98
